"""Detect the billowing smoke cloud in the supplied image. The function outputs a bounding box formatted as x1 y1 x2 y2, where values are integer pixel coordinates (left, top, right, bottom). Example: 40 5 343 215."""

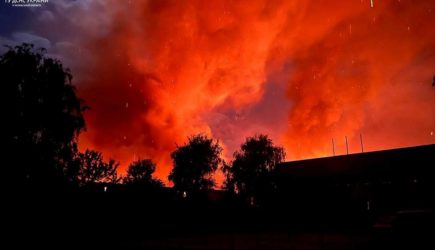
77 0 296 181
281 0 435 158
60 0 435 184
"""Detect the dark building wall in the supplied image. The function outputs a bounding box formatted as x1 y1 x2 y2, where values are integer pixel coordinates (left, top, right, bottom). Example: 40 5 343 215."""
273 144 435 227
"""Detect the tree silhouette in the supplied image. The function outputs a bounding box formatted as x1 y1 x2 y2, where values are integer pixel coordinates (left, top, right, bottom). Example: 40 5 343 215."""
169 134 222 195
223 134 285 206
2 44 86 189
76 149 120 185
124 159 163 187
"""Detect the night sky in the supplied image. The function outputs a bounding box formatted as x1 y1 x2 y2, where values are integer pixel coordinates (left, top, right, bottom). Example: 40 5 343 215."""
1 0 435 184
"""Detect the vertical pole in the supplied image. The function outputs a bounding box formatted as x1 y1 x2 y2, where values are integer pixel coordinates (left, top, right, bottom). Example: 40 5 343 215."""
360 134 364 153
332 138 335 156
345 136 349 155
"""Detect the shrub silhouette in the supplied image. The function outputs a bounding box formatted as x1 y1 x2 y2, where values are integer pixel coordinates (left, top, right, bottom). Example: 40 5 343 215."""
169 134 223 196
124 159 163 188
76 149 120 185
223 134 285 206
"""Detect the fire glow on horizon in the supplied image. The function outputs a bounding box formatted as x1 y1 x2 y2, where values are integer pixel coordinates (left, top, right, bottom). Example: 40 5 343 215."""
67 0 435 185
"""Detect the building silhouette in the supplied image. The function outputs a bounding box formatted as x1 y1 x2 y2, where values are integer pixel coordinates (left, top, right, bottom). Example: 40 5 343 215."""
274 144 435 229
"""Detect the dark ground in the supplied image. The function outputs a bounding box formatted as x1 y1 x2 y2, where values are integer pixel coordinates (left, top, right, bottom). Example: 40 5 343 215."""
6 190 435 250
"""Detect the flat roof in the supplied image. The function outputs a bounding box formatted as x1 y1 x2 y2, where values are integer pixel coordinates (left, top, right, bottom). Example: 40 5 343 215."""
276 144 435 179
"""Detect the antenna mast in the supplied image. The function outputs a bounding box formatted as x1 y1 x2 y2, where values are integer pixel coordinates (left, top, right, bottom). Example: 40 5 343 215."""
332 138 335 156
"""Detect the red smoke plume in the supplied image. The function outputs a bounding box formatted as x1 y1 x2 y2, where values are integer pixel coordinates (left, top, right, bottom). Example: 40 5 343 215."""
76 0 435 185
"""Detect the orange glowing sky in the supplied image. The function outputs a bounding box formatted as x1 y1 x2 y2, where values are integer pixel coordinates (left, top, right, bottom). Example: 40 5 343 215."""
48 0 435 185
